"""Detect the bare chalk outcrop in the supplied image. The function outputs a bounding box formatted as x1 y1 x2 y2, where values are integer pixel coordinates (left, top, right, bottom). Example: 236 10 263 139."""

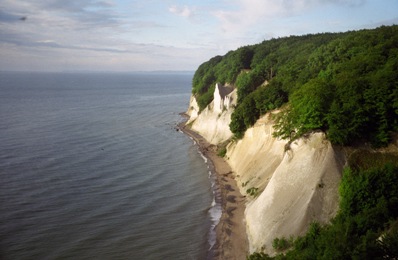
187 83 237 145
185 84 345 257
226 114 344 255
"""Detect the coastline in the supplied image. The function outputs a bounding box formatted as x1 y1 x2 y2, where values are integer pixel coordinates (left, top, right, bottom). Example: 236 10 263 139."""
177 115 248 260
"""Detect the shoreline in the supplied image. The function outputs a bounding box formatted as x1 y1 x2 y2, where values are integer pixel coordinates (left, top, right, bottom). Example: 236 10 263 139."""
177 115 248 260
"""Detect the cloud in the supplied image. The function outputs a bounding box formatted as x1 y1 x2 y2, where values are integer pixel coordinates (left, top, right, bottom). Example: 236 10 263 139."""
35 0 114 13
168 5 195 18
324 0 366 6
0 10 26 22
214 0 299 33
49 0 120 29
2 0 120 30
0 29 127 54
0 0 123 45
0 36 213 71
213 0 369 40
1 0 394 72
32 40 131 54
205 0 376 54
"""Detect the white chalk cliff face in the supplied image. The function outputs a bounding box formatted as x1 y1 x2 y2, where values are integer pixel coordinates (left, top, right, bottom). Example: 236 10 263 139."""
186 95 199 123
187 83 237 145
186 85 344 256
226 114 344 255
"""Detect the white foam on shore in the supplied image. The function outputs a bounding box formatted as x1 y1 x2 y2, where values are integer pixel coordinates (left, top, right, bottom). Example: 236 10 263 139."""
208 198 222 250
206 167 222 251
209 171 222 251
211 196 216 207
195 147 222 252
199 151 208 163
189 136 196 145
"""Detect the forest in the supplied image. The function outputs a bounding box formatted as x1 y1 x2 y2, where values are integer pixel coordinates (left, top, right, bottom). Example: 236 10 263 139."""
192 25 398 259
192 25 398 147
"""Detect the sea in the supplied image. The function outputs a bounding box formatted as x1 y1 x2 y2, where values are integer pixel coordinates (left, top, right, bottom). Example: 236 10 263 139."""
0 72 219 260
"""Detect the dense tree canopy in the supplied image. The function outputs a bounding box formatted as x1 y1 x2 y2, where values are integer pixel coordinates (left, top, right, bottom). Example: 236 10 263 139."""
192 25 398 259
192 25 398 147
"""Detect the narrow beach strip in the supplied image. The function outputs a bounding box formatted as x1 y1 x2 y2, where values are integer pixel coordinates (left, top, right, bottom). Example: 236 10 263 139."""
177 116 248 260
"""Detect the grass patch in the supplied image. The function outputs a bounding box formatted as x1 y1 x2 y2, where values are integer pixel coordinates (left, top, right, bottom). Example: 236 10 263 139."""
246 187 259 197
217 146 227 157
217 140 231 158
272 237 293 252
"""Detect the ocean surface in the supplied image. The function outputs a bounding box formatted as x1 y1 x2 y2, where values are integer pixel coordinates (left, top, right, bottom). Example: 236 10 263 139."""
0 72 216 259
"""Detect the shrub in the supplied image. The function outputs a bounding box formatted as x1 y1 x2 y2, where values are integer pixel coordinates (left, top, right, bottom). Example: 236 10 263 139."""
272 237 292 251
246 187 259 197
247 252 273 260
217 147 227 157
247 163 398 259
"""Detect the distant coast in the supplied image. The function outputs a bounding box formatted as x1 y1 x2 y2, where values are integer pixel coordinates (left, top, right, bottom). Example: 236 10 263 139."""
178 114 248 259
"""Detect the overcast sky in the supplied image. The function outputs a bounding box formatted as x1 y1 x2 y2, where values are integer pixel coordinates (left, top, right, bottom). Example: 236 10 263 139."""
1 0 397 72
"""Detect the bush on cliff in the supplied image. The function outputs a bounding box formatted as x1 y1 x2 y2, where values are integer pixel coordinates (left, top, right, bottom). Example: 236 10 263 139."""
229 82 288 138
247 162 398 260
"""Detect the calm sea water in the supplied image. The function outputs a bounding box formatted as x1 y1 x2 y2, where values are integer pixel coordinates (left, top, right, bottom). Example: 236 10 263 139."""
0 72 214 260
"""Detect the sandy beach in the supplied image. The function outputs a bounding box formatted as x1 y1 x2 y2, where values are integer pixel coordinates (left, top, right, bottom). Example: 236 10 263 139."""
178 117 248 259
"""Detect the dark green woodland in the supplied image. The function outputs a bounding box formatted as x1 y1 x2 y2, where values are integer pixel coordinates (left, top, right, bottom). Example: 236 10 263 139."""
192 25 398 259
192 25 398 147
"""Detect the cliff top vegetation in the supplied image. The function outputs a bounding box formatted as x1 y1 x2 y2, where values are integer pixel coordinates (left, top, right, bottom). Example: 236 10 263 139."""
192 25 398 147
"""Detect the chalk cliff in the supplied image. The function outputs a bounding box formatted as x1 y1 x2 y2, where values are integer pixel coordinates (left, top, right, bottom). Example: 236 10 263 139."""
226 114 344 255
186 95 199 123
186 84 344 256
187 83 237 145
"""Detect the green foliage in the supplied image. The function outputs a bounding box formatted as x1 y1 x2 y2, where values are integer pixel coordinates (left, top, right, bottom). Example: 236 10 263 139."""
246 187 259 197
230 82 288 138
193 25 398 145
272 237 293 251
253 81 287 114
236 69 267 103
229 108 247 139
338 164 398 223
192 56 220 96
196 84 215 111
192 46 255 111
272 107 296 141
273 78 332 140
229 94 259 138
377 220 398 259
247 252 273 260
347 149 398 172
217 146 227 157
248 163 398 259
192 26 398 260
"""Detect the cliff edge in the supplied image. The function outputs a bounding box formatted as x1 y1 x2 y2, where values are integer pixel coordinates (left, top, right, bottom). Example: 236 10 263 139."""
226 113 344 255
186 84 345 256
187 83 237 145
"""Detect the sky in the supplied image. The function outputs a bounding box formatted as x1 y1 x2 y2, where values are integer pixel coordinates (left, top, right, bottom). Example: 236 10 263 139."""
0 0 397 72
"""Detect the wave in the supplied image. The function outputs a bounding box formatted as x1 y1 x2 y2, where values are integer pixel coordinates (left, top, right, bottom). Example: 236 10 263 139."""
195 146 222 253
